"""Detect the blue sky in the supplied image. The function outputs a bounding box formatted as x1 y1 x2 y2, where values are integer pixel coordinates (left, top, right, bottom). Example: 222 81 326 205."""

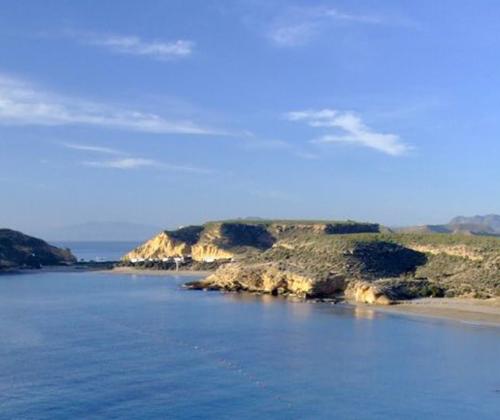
1 0 499 235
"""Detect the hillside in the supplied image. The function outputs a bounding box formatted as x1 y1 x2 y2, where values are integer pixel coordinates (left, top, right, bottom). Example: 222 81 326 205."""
0 229 76 270
450 214 500 234
122 220 500 304
122 220 380 263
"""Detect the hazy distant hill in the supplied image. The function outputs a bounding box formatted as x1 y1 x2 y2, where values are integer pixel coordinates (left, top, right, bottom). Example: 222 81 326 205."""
40 222 163 242
396 214 500 236
449 214 500 234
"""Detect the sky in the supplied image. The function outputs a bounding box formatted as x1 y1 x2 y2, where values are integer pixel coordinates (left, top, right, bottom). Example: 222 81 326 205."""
1 0 499 236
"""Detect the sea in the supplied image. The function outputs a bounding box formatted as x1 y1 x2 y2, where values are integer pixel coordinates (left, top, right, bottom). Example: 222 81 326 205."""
53 241 141 262
0 243 499 419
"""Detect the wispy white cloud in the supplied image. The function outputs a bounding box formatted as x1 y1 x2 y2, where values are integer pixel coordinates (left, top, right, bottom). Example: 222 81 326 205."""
83 157 153 169
83 157 211 173
62 142 124 155
270 22 317 47
79 33 194 60
268 6 398 47
0 74 223 135
286 109 411 156
60 141 210 173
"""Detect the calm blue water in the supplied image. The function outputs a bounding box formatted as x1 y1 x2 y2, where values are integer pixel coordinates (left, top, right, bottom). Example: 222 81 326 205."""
0 270 499 419
53 241 140 262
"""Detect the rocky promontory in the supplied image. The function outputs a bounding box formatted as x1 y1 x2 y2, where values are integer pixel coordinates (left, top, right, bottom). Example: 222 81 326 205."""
0 229 76 270
123 219 500 305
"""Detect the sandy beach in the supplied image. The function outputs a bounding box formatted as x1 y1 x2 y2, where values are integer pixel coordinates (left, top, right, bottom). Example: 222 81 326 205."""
374 297 500 327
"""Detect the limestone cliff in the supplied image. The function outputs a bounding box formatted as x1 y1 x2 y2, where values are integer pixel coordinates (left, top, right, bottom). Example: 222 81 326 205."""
123 231 192 261
123 222 277 262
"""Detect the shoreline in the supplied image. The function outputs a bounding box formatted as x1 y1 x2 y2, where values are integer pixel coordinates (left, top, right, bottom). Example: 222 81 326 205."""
371 297 500 327
0 265 213 277
3 266 499 326
108 266 213 277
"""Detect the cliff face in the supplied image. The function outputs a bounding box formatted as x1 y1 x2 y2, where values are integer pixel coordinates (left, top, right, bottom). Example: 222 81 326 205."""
0 229 76 270
123 231 192 261
123 222 277 262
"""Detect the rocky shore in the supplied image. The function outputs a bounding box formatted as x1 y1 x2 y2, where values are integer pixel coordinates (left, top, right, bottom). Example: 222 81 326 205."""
183 262 442 305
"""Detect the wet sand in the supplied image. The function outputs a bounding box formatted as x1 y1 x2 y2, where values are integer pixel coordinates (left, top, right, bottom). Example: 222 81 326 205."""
374 297 500 327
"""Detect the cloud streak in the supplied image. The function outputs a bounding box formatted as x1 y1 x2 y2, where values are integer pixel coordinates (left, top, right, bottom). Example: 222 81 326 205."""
62 142 124 155
268 7 395 47
82 33 194 60
61 141 211 173
83 157 210 173
0 74 222 135
286 109 411 156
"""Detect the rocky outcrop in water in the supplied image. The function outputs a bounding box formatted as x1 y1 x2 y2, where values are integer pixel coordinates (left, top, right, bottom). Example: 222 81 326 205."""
185 264 448 305
185 263 341 298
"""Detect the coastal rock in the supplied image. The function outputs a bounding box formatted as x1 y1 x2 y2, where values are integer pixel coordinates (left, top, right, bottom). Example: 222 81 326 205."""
0 229 76 270
191 244 234 262
123 231 192 261
123 222 275 263
186 262 348 299
344 281 393 305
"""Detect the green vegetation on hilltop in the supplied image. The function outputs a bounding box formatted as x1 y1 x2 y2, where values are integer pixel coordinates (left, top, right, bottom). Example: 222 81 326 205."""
238 230 500 298
206 218 379 229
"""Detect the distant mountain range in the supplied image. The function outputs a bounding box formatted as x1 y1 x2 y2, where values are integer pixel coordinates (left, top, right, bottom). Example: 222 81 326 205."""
396 214 500 236
38 222 163 242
